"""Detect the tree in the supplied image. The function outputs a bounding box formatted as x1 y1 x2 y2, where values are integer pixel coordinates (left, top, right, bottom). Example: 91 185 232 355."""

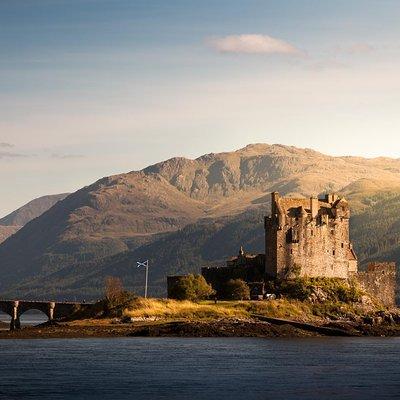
225 279 250 300
169 274 215 301
105 276 124 304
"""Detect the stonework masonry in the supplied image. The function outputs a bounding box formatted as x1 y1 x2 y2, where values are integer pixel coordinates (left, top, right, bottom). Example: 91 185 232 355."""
357 263 397 307
265 192 357 279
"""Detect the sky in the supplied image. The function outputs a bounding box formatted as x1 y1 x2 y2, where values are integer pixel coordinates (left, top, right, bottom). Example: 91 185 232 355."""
1 0 400 217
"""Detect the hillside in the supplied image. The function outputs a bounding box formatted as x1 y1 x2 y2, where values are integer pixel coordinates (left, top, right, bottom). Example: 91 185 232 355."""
2 209 265 299
1 143 400 299
0 193 69 227
0 226 20 244
0 193 69 243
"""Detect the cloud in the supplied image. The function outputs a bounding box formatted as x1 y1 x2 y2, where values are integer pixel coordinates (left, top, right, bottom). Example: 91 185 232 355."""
0 142 14 148
0 151 27 159
208 34 303 55
335 43 374 55
51 153 85 159
307 59 348 71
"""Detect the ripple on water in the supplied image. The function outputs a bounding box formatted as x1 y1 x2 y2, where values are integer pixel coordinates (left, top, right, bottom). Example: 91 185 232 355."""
0 337 399 400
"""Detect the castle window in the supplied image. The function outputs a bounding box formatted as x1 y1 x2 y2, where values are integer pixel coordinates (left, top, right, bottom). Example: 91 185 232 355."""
331 229 334 234
341 243 344 248
333 250 336 256
310 230 313 236
290 249 293 254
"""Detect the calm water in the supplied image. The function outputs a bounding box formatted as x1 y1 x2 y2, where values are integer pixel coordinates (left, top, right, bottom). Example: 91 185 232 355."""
0 311 48 328
0 337 399 400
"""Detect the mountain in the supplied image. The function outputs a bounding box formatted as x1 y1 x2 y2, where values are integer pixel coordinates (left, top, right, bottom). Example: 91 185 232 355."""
2 208 266 299
0 193 69 243
1 143 400 299
0 226 20 244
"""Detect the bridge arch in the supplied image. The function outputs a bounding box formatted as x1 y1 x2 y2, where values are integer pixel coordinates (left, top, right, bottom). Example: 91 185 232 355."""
0 310 11 326
18 308 50 326
0 302 12 318
18 302 54 321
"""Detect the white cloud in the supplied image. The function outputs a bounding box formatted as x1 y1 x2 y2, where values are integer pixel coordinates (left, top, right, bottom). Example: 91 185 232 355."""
335 43 374 55
208 34 302 55
0 151 27 159
51 153 85 159
0 142 14 148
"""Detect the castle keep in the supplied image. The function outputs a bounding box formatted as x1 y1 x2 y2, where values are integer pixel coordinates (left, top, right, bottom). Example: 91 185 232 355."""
265 192 358 279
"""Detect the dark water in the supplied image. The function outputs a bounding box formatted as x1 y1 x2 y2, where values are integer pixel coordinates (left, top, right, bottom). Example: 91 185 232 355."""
0 311 48 328
0 337 399 400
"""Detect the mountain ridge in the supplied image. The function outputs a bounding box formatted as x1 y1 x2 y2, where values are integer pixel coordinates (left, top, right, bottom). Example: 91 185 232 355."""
1 143 400 299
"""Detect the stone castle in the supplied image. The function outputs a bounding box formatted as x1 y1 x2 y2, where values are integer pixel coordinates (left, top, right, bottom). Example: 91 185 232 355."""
170 192 397 306
265 192 358 279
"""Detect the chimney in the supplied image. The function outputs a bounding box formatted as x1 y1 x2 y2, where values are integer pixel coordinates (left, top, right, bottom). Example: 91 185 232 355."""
271 192 279 215
310 197 318 219
325 193 338 204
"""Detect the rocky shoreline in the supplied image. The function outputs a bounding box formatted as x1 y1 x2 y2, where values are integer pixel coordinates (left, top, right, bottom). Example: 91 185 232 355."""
1 317 400 340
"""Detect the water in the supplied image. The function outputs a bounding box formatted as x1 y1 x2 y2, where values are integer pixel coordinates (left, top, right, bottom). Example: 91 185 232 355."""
0 337 399 399
0 311 48 329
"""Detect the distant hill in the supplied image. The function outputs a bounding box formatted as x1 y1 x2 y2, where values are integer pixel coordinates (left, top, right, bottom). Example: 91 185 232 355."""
0 193 69 243
1 144 400 299
0 193 69 227
350 192 400 264
0 226 20 244
2 208 265 299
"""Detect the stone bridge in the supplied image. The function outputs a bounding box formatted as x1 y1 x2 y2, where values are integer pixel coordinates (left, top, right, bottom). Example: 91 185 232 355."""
0 300 93 330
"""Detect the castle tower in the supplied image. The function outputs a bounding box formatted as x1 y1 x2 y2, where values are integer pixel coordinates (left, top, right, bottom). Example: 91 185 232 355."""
265 192 357 279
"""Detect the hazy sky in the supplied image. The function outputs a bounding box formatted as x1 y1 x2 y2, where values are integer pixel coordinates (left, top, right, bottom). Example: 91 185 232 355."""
1 0 400 217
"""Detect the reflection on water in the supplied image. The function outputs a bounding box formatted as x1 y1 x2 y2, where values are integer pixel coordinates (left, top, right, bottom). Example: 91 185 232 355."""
0 310 48 327
0 337 399 400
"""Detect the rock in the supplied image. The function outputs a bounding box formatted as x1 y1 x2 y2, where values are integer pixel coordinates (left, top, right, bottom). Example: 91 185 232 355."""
308 287 328 303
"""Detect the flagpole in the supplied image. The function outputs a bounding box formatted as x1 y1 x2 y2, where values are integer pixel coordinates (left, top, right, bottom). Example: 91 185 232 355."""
145 261 148 298
137 260 149 298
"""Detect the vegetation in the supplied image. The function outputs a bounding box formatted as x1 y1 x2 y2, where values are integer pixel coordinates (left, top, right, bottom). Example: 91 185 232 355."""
105 277 124 303
275 277 364 303
124 298 247 320
350 191 400 268
168 274 215 301
121 296 376 323
103 276 137 316
66 274 373 322
225 279 250 300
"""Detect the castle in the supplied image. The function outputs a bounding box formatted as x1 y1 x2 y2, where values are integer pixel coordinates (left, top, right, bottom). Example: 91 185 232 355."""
265 192 358 279
171 192 396 306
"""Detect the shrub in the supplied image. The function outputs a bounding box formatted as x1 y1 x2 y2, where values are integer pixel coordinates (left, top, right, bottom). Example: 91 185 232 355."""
169 274 215 301
275 277 363 303
104 276 137 316
225 279 250 300
105 276 124 303
278 278 312 301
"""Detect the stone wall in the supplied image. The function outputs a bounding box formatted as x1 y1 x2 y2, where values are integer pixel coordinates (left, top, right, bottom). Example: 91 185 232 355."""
202 261 265 298
357 262 397 307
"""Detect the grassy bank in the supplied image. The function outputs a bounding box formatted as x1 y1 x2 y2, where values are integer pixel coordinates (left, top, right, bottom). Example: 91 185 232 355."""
69 276 397 327
120 297 379 323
